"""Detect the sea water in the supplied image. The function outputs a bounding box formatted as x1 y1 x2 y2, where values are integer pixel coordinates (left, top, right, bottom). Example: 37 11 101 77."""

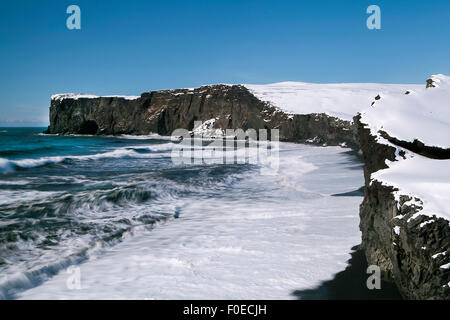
0 128 364 299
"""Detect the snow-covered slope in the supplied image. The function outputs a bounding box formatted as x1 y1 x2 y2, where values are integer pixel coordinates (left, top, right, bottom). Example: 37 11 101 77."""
360 74 450 149
373 155 450 222
360 74 450 223
52 82 422 122
244 82 421 121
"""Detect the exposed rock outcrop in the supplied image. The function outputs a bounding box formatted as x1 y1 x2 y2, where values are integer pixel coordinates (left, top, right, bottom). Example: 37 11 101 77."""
355 75 450 299
46 85 359 149
356 114 450 300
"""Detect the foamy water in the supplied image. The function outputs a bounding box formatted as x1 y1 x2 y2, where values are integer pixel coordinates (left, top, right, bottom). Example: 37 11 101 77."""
8 139 364 300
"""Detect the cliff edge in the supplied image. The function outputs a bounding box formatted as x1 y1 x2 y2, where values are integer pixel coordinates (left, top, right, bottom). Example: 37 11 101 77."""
357 74 450 299
46 84 359 148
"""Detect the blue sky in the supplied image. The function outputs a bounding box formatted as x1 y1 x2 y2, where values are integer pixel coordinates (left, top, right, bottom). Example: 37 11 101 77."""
1 0 449 126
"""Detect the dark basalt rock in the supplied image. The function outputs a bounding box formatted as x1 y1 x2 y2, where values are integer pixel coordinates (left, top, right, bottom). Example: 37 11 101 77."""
378 130 450 159
78 120 99 135
46 85 359 149
426 77 437 88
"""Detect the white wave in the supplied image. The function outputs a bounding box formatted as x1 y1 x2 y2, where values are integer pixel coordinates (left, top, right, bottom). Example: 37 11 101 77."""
0 158 14 174
35 133 57 136
130 143 175 152
18 144 365 300
0 179 30 185
36 133 173 140
115 134 173 140
0 144 176 173
0 190 63 206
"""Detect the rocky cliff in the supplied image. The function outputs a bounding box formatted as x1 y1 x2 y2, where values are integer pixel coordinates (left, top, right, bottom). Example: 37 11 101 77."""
46 78 449 300
356 116 450 299
46 85 359 149
355 75 450 299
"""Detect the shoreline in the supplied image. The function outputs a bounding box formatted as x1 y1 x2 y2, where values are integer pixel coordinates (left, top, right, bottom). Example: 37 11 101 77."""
293 246 403 300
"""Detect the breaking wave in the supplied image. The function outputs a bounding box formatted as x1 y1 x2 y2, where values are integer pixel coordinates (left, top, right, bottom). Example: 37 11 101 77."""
0 179 186 299
0 144 175 174
1 128 366 300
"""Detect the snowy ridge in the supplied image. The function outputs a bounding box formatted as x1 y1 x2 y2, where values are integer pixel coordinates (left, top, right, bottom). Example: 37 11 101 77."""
372 154 450 222
244 81 420 121
51 93 140 101
361 74 450 223
360 74 450 149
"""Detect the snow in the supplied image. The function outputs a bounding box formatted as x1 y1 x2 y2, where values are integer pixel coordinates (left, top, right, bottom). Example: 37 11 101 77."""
372 155 450 222
52 81 424 124
360 74 450 149
440 263 450 270
432 252 446 259
361 74 450 224
192 118 224 138
244 82 420 121
51 94 140 101
394 226 400 235
419 220 434 228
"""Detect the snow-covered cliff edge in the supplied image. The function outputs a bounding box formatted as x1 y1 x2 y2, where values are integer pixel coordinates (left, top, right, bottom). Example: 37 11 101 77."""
357 74 450 299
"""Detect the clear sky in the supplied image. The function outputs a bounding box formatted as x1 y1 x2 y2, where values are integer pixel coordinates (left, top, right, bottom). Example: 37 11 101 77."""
1 0 449 126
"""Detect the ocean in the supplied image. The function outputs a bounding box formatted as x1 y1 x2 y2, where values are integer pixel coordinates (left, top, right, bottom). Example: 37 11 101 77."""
0 127 381 299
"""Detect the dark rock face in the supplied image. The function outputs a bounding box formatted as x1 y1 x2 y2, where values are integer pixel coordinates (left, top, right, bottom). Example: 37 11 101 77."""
356 115 450 300
78 120 99 135
46 85 358 149
378 131 450 160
